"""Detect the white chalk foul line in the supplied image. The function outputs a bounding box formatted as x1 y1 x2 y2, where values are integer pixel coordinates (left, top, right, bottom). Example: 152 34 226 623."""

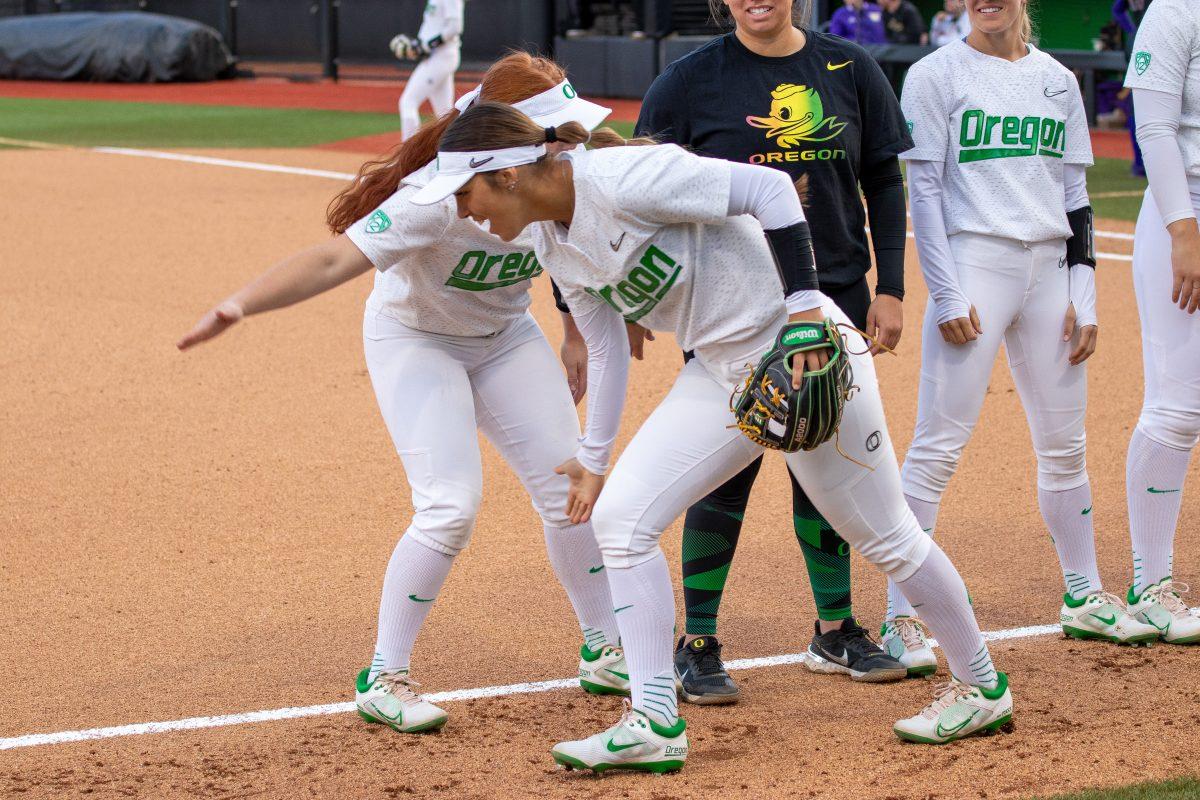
0 622 1060 752
92 146 358 182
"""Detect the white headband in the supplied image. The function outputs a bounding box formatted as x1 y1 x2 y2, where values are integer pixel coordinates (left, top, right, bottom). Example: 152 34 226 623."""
409 144 548 205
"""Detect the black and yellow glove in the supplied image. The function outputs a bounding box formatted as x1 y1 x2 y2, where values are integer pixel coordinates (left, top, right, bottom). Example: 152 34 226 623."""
730 319 853 453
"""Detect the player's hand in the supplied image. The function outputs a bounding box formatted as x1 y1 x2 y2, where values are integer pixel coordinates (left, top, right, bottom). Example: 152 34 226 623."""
560 334 587 405
938 306 982 345
176 300 245 350
788 307 831 390
1169 221 1200 313
555 458 605 524
627 323 655 360
865 294 903 356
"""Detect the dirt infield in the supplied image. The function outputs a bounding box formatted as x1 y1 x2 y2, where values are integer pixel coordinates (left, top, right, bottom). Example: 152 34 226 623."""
1 143 1196 799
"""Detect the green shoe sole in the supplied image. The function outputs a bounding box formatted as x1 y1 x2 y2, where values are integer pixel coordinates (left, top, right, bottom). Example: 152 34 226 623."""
1163 632 1200 645
894 714 1014 745
906 664 938 678
579 679 632 697
357 709 448 733
552 752 685 774
1062 626 1157 646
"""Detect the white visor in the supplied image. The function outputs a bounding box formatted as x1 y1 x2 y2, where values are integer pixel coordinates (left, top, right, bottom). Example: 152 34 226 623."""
516 80 611 131
409 144 547 205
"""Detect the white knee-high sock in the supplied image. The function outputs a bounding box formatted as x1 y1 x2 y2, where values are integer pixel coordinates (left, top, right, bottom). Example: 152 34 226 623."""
886 495 940 620
1037 482 1101 599
369 534 455 681
543 522 620 650
894 543 998 690
1127 427 1192 594
606 550 678 728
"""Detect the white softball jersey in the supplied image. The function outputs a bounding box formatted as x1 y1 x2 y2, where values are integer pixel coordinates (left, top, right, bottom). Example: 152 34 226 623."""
417 0 464 46
899 39 1093 242
1124 0 1200 179
531 144 786 374
346 162 542 337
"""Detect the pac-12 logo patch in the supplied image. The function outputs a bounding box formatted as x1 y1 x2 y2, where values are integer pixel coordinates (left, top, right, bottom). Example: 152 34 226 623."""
365 210 392 234
866 431 881 452
1134 51 1151 76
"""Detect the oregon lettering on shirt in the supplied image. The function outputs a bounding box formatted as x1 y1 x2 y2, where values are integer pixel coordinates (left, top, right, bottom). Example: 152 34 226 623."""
957 109 1067 163
444 250 543 291
583 244 683 323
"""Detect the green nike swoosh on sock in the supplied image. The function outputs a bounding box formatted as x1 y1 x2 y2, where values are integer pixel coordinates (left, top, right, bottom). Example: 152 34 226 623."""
588 566 605 573
614 605 633 613
1147 487 1181 494
408 594 434 602
1081 506 1092 515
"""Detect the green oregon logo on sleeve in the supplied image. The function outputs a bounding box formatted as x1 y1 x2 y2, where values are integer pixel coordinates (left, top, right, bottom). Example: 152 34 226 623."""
365 210 392 234
583 245 682 323
957 109 1067 163
445 250 543 291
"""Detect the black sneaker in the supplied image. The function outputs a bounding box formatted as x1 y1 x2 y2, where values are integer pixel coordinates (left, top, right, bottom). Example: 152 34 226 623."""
805 617 907 683
673 635 741 705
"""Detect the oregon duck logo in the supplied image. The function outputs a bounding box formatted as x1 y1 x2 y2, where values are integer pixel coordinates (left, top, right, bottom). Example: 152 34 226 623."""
746 84 848 148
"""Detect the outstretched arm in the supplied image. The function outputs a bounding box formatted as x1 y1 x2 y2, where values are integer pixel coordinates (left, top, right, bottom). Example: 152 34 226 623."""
177 235 373 350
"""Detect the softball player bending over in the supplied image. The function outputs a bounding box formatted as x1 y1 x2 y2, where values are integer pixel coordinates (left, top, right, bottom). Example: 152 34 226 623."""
392 0 465 141
887 0 1159 654
414 102 1015 770
1122 0 1200 643
178 53 631 735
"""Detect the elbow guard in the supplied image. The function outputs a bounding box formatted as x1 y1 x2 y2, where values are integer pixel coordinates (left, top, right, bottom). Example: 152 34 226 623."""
551 278 570 314
1066 205 1096 268
764 222 820 295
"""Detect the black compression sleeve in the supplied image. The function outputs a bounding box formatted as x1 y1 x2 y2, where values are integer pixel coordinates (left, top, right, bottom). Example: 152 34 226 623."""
764 222 820 295
551 278 570 314
1066 205 1096 268
860 155 906 300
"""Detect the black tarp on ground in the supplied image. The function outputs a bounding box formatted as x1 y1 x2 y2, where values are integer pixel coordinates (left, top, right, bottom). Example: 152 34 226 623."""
0 12 235 81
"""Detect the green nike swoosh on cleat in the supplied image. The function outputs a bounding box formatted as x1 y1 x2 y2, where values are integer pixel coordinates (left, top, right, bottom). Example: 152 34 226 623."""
408 594 434 602
1088 612 1117 626
589 566 605 573
1147 487 1180 494
606 739 641 752
1081 506 1092 515
604 669 629 680
935 710 977 739
614 605 634 613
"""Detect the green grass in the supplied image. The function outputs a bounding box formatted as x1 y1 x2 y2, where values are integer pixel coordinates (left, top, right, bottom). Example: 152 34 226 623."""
1035 777 1200 800
1089 156 1149 223
0 97 1147 222
0 97 399 149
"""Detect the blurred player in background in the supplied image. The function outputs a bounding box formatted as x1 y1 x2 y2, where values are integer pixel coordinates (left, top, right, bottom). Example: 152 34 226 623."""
393 0 466 141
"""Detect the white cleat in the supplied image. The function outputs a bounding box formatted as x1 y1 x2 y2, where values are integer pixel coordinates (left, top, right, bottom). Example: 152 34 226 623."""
355 668 448 733
578 643 631 696
1128 579 1200 644
893 672 1014 745
1060 591 1159 646
881 616 939 677
551 700 688 774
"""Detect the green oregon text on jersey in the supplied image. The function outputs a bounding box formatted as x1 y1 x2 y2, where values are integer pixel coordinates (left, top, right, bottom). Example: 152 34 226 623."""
444 250 543 291
583 245 682 323
958 109 1067 163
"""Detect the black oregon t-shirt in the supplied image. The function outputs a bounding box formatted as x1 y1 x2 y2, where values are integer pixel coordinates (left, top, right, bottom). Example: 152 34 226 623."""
636 31 912 294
